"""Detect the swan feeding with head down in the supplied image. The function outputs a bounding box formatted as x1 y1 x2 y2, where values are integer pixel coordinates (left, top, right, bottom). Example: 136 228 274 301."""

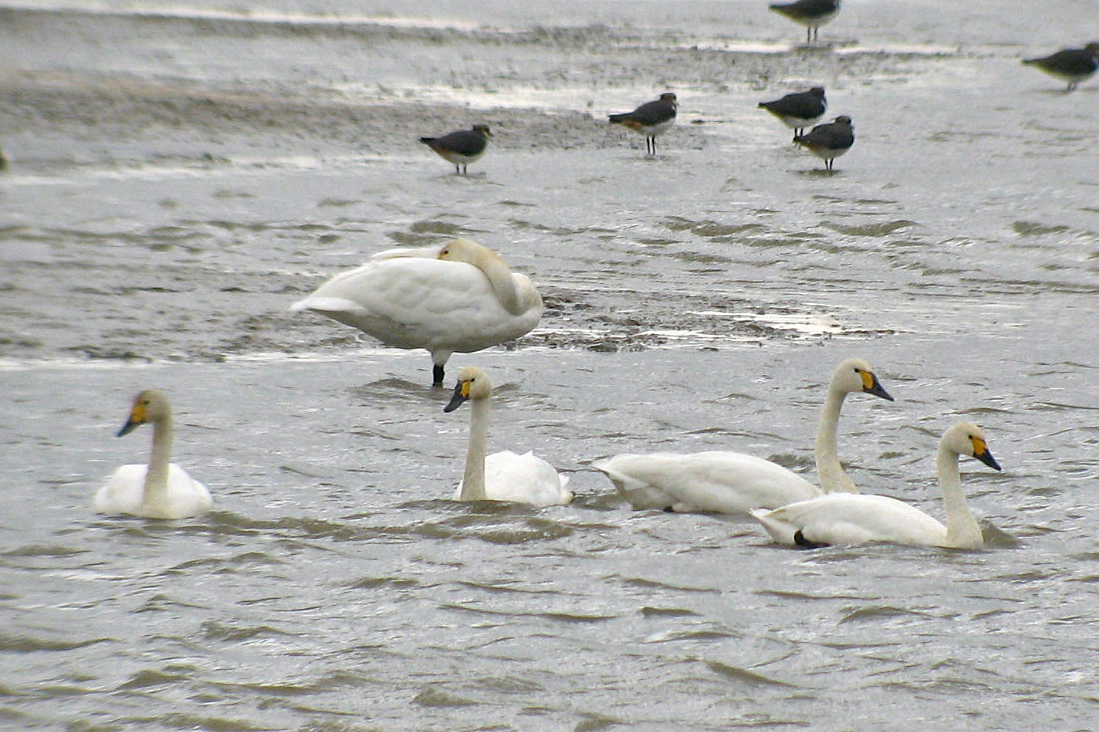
95 390 213 519
592 358 894 513
290 239 543 386
751 421 1001 549
443 366 572 507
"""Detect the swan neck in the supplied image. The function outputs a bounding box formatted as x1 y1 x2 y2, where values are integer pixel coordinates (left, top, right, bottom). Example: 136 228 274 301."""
478 256 525 316
937 445 982 549
815 387 856 493
460 398 490 501
143 416 174 504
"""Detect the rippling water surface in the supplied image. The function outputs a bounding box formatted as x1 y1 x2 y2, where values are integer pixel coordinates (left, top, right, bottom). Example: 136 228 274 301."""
1 0 1098 729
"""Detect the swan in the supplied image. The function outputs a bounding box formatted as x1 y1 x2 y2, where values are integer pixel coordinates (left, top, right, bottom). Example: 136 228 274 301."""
290 238 543 386
592 357 894 513
95 390 213 519
443 366 572 506
750 421 1001 549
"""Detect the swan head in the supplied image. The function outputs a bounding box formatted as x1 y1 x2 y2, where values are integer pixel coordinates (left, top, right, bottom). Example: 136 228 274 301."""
437 238 499 266
942 421 1002 471
117 389 172 437
832 357 893 401
443 366 493 413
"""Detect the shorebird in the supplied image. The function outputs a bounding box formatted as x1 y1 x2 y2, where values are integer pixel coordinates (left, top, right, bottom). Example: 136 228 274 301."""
608 92 678 155
794 115 854 172
419 124 493 174
769 0 841 45
1022 43 1099 91
759 86 827 138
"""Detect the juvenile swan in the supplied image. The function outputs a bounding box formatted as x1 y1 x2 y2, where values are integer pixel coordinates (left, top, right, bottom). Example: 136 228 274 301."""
291 239 543 386
751 421 1001 549
95 390 213 519
443 366 572 506
592 358 893 514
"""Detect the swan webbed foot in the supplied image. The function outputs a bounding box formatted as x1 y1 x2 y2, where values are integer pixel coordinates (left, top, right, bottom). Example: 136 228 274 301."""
793 529 829 549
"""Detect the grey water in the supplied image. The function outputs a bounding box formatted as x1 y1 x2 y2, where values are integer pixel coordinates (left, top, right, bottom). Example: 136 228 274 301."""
1 0 1098 729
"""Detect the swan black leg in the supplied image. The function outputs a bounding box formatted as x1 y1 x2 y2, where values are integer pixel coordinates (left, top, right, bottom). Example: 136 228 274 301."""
432 364 445 387
794 529 829 549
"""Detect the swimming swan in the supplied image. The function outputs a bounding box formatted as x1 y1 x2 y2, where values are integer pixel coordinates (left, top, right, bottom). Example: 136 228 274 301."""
290 239 543 386
750 421 1001 549
95 390 213 519
443 366 572 506
592 358 893 513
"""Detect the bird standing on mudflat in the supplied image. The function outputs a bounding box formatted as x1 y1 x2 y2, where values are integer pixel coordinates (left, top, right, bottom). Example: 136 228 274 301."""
1022 43 1099 91
769 0 841 45
290 239 542 387
794 115 854 172
419 124 493 174
759 86 827 138
608 92 678 155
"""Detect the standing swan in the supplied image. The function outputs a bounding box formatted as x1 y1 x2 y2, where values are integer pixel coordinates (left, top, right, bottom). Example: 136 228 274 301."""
592 358 893 514
443 366 572 506
290 239 543 386
95 390 213 519
751 421 1001 549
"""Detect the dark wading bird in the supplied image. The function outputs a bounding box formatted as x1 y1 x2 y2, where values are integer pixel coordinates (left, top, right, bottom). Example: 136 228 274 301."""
608 92 678 155
769 0 841 45
794 115 854 173
1022 43 1099 91
419 124 493 174
759 86 827 138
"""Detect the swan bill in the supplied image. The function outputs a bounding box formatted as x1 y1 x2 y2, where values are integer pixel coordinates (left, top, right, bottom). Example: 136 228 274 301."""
860 370 894 401
117 396 151 436
444 380 471 413
972 437 1001 471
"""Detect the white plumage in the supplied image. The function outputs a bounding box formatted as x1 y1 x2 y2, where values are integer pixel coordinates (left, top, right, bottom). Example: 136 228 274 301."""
594 451 817 513
95 389 213 520
592 358 894 513
444 366 572 507
291 239 543 386
751 421 1001 549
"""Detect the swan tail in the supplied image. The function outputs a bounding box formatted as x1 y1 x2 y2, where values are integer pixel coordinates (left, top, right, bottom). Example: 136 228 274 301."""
289 296 365 316
749 508 799 545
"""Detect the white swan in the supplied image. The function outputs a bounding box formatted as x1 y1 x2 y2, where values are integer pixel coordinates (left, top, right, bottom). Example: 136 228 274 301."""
592 358 894 513
290 239 543 386
443 366 572 507
750 421 1001 549
95 390 213 519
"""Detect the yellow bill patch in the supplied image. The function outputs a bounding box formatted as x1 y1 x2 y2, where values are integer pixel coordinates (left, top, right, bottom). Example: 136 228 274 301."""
972 436 988 455
860 370 875 391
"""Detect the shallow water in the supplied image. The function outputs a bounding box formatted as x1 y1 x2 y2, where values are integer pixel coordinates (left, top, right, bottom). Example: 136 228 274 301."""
1 1 1098 730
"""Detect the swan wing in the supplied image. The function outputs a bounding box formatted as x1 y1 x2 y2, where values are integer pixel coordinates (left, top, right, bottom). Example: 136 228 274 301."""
95 464 149 515
594 451 820 514
751 493 948 547
162 464 213 518
456 450 571 506
369 245 443 260
593 456 678 509
95 464 212 519
291 259 541 353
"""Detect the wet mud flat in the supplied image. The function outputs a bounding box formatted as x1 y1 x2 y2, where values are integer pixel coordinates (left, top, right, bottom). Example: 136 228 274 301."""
2 3 1099 731
0 5 931 365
